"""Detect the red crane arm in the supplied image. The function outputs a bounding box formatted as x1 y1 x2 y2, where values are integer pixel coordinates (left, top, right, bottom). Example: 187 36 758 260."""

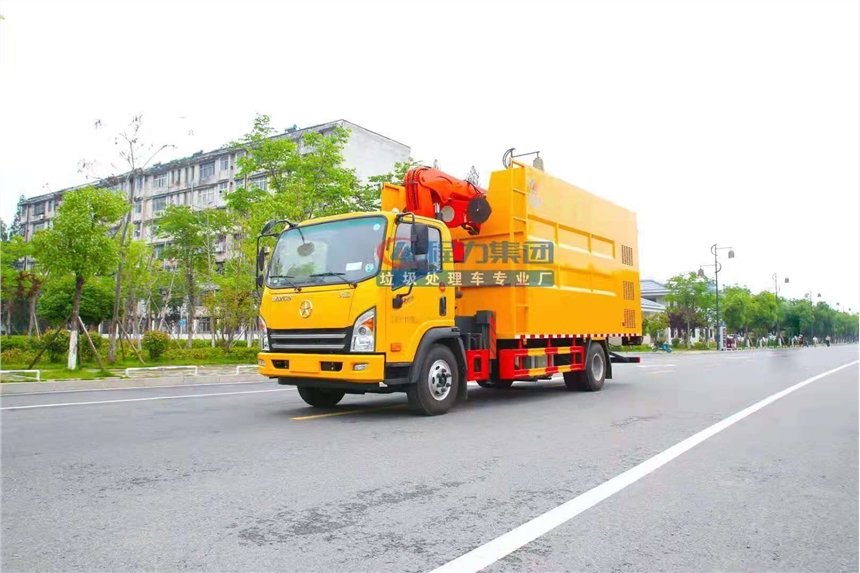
402 167 492 235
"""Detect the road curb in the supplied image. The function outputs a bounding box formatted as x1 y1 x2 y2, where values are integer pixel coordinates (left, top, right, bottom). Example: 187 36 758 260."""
0 372 266 395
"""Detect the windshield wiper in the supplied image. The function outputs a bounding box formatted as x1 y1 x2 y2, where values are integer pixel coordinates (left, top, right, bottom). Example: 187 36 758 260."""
268 275 302 291
309 272 357 288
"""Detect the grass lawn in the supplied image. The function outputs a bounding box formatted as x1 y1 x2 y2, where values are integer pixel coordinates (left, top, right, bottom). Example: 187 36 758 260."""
1 354 257 382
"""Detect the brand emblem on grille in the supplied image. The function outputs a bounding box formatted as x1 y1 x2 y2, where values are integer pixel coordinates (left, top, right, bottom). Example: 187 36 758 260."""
299 300 313 318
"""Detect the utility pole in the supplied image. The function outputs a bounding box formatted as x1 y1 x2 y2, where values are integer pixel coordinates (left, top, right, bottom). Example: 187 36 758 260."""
698 244 734 350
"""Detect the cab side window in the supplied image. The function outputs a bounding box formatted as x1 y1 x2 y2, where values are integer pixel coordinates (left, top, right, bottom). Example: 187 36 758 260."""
391 223 442 289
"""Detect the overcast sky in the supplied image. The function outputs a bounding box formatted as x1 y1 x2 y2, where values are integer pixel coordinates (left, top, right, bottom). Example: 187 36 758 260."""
1 0 858 310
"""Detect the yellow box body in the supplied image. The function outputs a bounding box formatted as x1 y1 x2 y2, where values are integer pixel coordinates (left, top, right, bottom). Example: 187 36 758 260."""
450 161 642 339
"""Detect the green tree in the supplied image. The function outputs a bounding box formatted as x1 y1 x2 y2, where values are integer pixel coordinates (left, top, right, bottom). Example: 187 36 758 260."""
1 235 42 335
31 186 129 369
721 286 752 335
748 291 779 338
642 312 669 342
665 272 711 348
37 275 115 327
9 195 27 238
202 254 258 351
120 240 157 341
154 205 229 348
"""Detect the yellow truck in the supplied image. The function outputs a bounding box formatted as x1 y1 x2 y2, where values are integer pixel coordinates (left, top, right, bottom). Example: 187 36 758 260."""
256 152 642 415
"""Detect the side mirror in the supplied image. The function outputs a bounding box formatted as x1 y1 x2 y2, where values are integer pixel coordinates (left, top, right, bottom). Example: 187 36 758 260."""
256 275 264 288
411 223 429 256
256 246 269 272
260 220 277 235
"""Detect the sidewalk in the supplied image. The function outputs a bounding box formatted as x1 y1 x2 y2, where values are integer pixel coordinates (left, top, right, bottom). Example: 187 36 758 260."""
0 365 266 396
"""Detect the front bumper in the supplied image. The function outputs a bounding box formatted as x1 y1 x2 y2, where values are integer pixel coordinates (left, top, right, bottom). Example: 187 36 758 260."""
256 352 385 383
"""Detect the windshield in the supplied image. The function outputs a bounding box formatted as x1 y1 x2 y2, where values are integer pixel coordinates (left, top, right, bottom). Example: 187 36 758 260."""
267 216 386 289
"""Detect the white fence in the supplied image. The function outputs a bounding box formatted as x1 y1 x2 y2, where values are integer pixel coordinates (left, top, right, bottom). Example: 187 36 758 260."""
125 365 199 377
1 370 41 382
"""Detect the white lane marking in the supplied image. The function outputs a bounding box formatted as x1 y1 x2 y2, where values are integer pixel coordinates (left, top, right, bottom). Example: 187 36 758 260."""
637 364 676 368
0 388 291 410
428 359 859 573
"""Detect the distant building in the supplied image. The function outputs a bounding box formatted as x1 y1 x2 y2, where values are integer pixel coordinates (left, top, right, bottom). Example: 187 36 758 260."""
16 119 410 246
15 120 410 338
640 279 669 315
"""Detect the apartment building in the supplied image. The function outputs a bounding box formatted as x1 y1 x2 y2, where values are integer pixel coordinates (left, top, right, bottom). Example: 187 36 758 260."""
17 120 410 248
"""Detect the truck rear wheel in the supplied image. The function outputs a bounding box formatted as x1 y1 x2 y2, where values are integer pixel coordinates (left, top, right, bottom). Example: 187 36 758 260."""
563 343 606 392
297 386 346 408
407 344 460 415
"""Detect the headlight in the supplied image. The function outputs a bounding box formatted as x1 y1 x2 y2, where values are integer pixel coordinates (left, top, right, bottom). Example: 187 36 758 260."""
259 316 270 351
350 308 375 352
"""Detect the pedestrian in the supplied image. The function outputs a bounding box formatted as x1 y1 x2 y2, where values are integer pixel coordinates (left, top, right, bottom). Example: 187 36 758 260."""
825 335 831 347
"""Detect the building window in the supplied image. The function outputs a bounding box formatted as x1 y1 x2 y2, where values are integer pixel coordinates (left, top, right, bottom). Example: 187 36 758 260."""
198 188 214 206
154 174 167 189
33 203 45 217
252 178 268 191
133 200 142 214
218 182 228 194
220 156 230 171
33 222 46 233
234 179 244 190
137 176 144 190
133 224 141 239
200 162 215 179
198 317 211 333
152 196 167 215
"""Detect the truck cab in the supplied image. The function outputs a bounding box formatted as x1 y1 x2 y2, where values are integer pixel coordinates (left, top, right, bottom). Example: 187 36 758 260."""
256 211 467 415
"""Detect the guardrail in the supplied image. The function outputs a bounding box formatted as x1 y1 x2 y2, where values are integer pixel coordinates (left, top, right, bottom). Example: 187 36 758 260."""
235 365 258 375
1 370 41 382
125 365 198 377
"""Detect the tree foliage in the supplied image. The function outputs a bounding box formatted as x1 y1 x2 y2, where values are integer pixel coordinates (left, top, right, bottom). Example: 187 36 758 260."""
1 235 41 334
665 272 711 347
721 286 752 334
642 312 669 341
154 204 230 348
37 275 116 327
31 186 129 284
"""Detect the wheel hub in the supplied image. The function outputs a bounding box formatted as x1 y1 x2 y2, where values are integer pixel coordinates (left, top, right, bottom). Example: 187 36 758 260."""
428 359 452 401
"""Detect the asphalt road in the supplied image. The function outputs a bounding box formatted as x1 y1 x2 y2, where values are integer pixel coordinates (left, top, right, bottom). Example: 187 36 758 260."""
2 346 857 572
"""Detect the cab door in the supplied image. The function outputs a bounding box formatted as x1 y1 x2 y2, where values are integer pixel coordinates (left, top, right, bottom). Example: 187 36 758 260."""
383 220 453 365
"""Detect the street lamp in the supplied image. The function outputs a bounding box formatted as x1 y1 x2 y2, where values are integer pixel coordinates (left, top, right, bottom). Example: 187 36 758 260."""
773 274 789 346
698 244 734 351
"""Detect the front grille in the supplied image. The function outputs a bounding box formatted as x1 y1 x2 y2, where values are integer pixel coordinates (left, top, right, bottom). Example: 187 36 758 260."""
267 327 351 354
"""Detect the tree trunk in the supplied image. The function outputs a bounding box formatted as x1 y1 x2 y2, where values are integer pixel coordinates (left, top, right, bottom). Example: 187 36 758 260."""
686 318 691 348
186 266 194 349
108 175 135 363
68 274 85 370
27 292 37 338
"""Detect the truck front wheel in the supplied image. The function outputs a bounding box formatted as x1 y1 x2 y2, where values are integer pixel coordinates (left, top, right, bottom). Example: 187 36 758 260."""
563 343 606 392
407 344 460 415
297 386 346 408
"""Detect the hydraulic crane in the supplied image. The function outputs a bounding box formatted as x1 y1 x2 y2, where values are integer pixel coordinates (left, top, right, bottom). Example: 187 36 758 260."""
402 167 492 235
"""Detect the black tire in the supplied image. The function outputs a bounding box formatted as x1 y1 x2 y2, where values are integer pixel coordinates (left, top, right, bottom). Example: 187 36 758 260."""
563 343 606 392
297 386 346 408
407 344 460 415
